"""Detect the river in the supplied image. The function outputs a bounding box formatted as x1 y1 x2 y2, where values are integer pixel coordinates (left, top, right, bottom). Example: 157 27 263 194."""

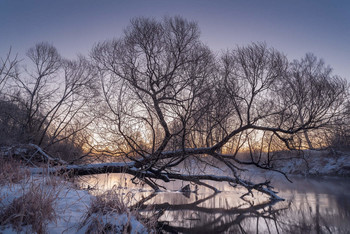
77 171 350 233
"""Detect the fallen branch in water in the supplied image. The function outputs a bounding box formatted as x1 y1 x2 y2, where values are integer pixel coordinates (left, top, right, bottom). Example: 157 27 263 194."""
31 161 284 201
1 144 284 201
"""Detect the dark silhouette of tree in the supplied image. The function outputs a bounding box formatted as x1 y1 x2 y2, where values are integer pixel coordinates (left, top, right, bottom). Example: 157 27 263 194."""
0 48 18 92
1 17 348 200
0 43 98 161
84 17 348 199
279 53 347 149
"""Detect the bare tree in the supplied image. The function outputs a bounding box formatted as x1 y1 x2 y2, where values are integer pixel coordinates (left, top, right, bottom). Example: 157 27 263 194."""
0 48 18 92
0 49 20 144
82 17 349 200
328 99 350 149
13 17 341 201
277 53 347 149
2 43 97 161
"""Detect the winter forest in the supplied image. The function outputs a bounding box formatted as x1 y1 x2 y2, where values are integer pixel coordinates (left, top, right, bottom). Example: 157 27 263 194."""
1 17 350 233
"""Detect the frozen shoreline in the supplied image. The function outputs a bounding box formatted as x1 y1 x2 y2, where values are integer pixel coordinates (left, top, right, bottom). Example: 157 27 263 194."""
0 175 149 233
273 150 350 177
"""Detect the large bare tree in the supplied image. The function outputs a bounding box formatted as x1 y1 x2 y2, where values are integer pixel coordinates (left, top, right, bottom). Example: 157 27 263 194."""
79 17 349 200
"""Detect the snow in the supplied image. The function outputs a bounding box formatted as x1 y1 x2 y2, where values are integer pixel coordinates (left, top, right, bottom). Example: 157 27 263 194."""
274 150 350 176
0 174 149 233
79 213 148 234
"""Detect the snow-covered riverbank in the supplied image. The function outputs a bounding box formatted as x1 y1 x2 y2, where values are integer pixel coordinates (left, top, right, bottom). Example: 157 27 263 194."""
274 150 350 177
0 174 150 233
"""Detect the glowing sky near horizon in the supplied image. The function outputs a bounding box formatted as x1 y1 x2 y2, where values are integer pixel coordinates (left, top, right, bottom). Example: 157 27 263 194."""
1 0 349 80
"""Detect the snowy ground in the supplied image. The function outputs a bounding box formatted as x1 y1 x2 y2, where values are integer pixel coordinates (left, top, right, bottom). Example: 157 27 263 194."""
273 150 350 177
1 149 349 233
0 175 149 233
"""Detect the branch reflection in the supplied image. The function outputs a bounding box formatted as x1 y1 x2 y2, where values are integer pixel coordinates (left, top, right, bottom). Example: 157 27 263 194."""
135 192 289 233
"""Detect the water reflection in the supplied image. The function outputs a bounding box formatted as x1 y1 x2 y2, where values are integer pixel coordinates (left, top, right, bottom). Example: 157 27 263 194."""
77 174 350 233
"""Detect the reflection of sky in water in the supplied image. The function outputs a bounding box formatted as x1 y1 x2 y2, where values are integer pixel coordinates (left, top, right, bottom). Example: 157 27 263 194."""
77 173 350 233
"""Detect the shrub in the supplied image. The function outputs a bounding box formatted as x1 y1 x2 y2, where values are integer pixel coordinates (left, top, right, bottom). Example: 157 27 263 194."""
80 188 156 233
0 157 29 185
0 177 60 233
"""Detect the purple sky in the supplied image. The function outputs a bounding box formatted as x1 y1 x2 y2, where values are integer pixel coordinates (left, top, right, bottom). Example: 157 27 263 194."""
1 0 349 80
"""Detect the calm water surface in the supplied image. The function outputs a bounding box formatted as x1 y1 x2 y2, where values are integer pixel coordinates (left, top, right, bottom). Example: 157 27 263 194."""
77 171 350 233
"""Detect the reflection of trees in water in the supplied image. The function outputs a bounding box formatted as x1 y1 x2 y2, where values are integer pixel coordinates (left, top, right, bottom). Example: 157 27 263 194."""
271 192 350 234
134 192 289 233
132 191 350 233
79 173 350 233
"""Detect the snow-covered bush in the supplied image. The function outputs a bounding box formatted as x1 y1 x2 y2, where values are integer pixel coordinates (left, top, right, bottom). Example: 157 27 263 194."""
80 189 154 233
0 178 60 233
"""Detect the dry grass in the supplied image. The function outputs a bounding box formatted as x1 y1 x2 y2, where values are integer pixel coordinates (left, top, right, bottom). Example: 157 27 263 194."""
81 188 156 233
0 181 59 233
0 158 66 233
0 157 157 233
0 157 29 185
87 189 130 215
